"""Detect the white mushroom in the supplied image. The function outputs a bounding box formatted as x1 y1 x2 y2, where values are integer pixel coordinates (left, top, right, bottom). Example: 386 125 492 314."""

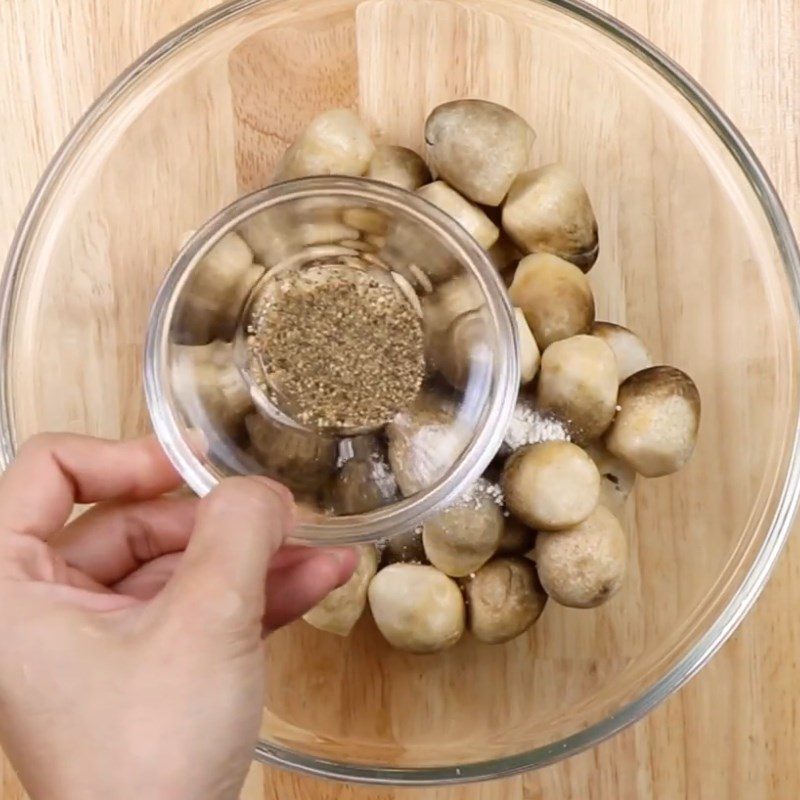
535 506 627 608
502 440 600 531
502 163 599 271
536 335 618 441
303 546 379 636
368 563 465 653
273 109 375 180
366 144 431 191
463 557 547 643
592 322 653 383
605 366 701 477
424 99 536 206
417 181 500 250
508 253 595 349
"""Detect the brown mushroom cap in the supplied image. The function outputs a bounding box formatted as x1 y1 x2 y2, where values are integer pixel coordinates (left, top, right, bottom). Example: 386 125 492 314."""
502 440 601 530
366 144 431 191
464 557 547 644
424 99 536 206
508 253 595 349
591 322 653 384
502 163 599 271
303 545 379 636
605 366 701 477
535 506 627 608
368 563 465 653
536 334 619 441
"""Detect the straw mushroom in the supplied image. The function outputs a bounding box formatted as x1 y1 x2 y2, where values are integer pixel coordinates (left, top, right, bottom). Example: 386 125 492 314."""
328 437 398 515
366 144 431 190
535 506 627 608
536 335 618 441
303 546 379 636
592 322 653 383
386 392 469 496
341 207 389 236
417 181 500 250
174 340 252 436
422 274 485 338
245 413 337 495
487 233 522 273
582 440 636 514
502 441 600 530
368 563 465 653
424 99 536 206
422 479 505 577
463 557 547 643
180 231 264 343
236 210 295 267
273 108 375 180
433 309 493 390
508 253 595 349
497 517 537 556
382 528 428 565
502 163 599 271
605 366 701 477
514 308 540 385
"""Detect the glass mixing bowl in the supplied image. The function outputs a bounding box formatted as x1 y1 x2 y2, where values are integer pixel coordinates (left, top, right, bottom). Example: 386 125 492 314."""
2 0 799 785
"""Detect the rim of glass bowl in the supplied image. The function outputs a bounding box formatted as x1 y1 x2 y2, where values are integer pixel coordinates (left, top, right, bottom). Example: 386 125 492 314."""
1 0 799 786
144 176 520 546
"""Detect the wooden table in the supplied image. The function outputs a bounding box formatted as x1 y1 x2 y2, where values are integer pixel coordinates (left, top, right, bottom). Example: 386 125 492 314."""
1 1 799 798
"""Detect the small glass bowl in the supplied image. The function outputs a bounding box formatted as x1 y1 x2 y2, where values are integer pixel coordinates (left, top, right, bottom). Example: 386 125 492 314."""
144 176 518 545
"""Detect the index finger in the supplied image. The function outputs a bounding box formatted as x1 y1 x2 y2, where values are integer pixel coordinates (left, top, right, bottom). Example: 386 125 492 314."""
0 433 184 540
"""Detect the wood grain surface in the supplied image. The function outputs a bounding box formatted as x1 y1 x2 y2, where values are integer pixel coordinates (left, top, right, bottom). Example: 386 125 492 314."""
1 1 799 799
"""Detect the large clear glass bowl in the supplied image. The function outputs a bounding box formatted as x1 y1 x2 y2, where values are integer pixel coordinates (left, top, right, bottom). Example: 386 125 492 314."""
2 0 799 785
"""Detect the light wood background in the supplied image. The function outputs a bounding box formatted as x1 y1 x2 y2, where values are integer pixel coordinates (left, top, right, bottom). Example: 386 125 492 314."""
1 1 799 799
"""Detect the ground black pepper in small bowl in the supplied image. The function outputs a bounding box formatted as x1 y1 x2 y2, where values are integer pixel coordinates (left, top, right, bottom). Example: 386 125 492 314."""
246 261 426 431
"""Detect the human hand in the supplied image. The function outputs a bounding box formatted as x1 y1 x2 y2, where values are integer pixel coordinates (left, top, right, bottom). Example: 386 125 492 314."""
0 434 357 800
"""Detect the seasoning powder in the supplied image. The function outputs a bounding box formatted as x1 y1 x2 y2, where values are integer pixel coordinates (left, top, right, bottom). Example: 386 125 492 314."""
247 264 425 430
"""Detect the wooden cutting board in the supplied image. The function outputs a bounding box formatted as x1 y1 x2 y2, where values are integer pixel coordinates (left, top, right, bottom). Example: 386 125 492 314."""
1 1 799 798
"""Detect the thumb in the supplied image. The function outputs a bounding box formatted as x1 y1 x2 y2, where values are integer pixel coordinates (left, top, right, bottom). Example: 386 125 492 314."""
160 477 295 632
